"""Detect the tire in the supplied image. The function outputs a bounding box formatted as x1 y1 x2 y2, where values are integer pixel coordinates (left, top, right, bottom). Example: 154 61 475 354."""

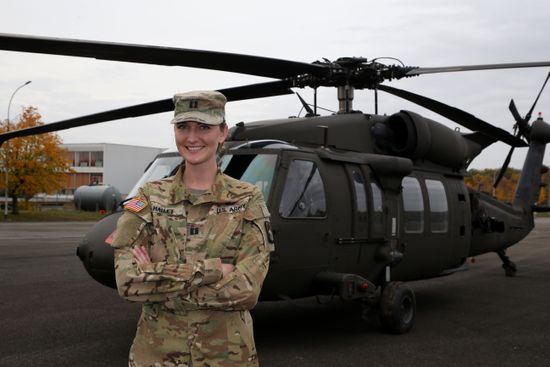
380 281 416 334
503 261 517 277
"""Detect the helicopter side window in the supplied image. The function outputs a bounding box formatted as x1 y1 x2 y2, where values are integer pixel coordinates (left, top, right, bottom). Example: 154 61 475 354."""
370 181 384 236
402 176 424 233
279 160 326 218
352 170 367 220
425 179 449 233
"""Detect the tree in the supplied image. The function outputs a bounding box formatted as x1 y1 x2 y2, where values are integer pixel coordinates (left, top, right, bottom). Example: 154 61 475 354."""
465 168 549 206
0 106 71 214
540 171 549 206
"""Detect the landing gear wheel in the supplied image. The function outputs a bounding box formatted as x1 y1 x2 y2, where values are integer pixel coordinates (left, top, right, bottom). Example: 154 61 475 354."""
497 250 517 277
380 281 416 334
503 261 517 277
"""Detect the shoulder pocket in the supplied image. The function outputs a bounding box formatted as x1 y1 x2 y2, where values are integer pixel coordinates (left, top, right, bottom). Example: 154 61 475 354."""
243 193 274 251
111 211 152 249
243 201 270 222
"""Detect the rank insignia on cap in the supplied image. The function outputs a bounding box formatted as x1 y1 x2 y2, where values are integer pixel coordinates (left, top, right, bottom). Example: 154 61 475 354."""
124 197 148 213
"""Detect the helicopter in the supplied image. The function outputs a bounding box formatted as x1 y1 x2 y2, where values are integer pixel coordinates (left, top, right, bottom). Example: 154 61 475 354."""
1 33 550 334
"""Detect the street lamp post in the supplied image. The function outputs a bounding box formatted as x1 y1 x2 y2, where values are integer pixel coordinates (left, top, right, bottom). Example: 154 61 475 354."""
4 80 32 218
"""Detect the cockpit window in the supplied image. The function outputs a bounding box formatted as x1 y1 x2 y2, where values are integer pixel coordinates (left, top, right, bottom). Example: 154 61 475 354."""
220 154 278 200
128 153 277 201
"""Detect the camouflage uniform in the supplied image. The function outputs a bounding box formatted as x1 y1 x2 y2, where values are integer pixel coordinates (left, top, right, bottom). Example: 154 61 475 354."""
111 166 273 367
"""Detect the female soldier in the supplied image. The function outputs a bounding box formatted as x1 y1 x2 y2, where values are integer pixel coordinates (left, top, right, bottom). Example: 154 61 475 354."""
110 90 273 367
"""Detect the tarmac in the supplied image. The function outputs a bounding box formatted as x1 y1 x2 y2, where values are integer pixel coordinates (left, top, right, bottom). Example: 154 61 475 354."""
0 218 549 367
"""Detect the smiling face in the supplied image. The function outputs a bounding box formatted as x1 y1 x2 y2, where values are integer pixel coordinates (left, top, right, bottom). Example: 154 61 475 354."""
174 121 228 168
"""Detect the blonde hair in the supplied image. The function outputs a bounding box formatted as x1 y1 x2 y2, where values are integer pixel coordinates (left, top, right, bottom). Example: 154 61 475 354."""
217 122 228 154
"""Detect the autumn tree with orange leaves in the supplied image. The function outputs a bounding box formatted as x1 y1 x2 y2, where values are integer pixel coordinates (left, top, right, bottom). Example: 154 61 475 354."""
1 106 71 214
465 168 549 206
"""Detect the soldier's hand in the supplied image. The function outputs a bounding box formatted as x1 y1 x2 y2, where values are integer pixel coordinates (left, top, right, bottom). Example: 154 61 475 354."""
132 246 152 266
221 263 235 277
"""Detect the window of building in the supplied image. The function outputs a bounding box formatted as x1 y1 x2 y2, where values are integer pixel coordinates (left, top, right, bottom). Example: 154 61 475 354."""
426 179 449 233
279 160 326 218
65 151 76 166
77 151 90 167
402 176 424 233
90 151 103 167
90 173 103 185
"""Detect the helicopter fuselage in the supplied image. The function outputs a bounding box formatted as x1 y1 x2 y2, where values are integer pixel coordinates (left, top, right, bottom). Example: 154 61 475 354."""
77 111 545 303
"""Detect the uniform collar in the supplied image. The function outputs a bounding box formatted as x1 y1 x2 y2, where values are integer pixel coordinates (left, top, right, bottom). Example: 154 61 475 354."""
168 165 237 205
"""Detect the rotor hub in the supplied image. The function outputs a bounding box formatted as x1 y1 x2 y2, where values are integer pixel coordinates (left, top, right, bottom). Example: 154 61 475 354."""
290 57 415 90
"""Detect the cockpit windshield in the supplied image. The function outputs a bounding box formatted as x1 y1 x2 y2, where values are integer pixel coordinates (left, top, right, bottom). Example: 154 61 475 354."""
127 153 278 201
127 155 182 198
220 154 278 200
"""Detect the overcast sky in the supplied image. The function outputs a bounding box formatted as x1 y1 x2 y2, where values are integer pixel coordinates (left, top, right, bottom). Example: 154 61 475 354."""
1 0 550 170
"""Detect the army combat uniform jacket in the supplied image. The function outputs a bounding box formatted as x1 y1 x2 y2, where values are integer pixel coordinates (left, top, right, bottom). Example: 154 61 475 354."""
110 167 273 367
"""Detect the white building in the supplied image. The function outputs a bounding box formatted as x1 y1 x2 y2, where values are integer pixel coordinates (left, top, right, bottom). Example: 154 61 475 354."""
61 143 165 197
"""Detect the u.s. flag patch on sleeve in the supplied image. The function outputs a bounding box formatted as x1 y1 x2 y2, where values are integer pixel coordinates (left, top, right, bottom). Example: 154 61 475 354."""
124 197 148 213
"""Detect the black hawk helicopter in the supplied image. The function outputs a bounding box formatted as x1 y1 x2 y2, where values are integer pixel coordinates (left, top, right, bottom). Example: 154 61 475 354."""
1 33 550 334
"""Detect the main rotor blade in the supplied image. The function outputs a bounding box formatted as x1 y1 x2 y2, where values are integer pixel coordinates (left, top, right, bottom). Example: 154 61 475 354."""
0 33 327 79
378 84 527 147
406 61 550 76
0 81 292 146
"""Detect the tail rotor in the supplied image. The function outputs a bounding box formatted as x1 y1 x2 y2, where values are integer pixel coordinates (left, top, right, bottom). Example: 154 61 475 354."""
493 72 550 188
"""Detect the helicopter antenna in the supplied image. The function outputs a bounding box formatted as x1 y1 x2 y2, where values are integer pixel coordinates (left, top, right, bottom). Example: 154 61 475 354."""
314 87 318 116
310 104 336 114
371 57 404 115
294 91 332 116
295 92 315 116
374 86 379 114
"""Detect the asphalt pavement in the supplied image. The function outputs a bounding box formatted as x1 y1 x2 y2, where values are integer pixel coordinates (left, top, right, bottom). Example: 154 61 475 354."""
0 218 549 367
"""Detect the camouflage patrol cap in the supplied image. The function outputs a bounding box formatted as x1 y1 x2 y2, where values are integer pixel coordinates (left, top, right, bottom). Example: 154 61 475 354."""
171 90 227 125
